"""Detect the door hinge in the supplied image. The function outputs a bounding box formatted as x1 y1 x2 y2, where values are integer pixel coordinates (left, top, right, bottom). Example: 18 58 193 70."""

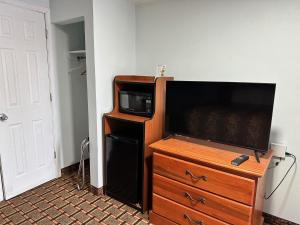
54 151 56 159
45 29 48 39
50 93 53 102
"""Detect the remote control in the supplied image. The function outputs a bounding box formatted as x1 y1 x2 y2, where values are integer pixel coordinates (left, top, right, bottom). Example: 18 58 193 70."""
231 155 249 166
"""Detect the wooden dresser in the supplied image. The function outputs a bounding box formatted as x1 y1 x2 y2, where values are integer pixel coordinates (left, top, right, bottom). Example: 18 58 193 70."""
149 136 273 225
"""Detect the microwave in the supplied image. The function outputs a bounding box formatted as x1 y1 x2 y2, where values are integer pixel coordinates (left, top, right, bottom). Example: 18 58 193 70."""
119 91 153 117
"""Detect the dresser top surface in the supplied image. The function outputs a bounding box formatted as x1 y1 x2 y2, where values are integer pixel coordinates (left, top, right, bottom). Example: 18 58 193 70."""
149 136 273 177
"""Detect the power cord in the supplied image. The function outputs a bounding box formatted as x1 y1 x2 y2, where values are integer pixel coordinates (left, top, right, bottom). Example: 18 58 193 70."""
264 152 296 200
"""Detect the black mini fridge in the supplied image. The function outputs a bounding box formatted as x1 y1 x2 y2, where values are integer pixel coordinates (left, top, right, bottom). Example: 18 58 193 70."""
105 134 142 205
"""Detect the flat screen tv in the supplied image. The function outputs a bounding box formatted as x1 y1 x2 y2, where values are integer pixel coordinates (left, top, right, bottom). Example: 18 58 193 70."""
165 81 276 152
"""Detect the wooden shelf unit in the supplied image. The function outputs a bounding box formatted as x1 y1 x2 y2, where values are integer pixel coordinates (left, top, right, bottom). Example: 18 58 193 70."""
103 75 173 212
149 136 273 225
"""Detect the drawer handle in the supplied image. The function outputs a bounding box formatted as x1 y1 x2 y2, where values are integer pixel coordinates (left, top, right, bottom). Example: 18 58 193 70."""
185 170 208 181
184 214 204 225
184 192 206 204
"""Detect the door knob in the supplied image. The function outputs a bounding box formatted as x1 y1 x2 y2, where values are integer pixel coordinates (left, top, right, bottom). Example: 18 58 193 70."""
0 113 8 122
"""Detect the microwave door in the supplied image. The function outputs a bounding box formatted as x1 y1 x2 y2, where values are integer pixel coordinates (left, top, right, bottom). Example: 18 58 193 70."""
132 95 144 112
119 92 153 116
131 95 152 115
120 93 130 110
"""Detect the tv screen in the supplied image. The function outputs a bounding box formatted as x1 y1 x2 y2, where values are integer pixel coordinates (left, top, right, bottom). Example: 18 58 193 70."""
165 81 276 152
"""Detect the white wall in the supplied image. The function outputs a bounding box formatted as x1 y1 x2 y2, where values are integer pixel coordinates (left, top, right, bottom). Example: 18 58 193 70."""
50 0 98 182
92 0 136 187
19 0 49 8
136 0 300 223
50 0 136 188
53 22 89 168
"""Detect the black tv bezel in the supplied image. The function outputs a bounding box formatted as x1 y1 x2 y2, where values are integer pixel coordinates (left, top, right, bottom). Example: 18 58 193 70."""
165 80 276 153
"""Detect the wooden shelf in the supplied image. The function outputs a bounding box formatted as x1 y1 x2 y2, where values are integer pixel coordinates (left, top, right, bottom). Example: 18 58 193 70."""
115 75 156 83
149 136 273 178
105 112 150 123
103 75 174 212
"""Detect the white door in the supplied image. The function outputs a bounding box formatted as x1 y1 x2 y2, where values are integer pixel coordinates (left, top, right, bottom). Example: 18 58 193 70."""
0 170 3 201
0 2 57 199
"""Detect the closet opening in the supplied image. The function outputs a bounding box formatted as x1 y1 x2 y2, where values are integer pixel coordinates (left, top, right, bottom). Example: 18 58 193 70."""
53 19 90 186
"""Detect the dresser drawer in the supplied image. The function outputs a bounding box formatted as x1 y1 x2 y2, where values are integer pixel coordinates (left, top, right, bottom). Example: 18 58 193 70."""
150 212 178 225
153 153 255 205
153 194 229 225
153 174 252 225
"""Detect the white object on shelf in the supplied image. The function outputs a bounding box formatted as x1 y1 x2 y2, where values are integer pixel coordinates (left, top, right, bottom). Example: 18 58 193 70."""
271 143 287 159
69 50 86 54
156 64 166 77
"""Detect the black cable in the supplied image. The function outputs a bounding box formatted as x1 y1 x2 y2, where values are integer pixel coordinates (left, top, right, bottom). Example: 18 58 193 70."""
264 152 296 200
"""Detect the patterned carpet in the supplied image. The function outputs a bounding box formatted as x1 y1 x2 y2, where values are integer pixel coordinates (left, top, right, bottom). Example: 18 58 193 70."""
0 171 150 225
